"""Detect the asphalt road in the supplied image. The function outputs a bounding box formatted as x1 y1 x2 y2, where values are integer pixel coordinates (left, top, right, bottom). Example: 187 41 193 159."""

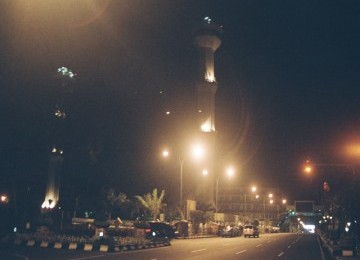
0 233 331 260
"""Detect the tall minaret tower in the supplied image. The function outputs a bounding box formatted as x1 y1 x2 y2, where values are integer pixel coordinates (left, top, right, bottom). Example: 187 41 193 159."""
41 67 75 210
193 17 222 133
193 17 223 205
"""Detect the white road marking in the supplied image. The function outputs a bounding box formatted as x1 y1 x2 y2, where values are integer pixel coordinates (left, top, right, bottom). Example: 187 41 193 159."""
235 250 247 254
278 251 284 257
9 254 30 260
266 240 272 243
256 244 262 247
70 255 106 260
191 248 206 253
288 245 292 248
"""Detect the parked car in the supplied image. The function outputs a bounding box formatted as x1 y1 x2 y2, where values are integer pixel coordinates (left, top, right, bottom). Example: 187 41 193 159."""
145 221 176 241
270 226 280 233
243 225 259 238
220 225 241 237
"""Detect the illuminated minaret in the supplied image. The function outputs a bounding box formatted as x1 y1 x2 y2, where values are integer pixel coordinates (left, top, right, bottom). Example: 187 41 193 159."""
193 17 222 133
42 67 75 210
193 17 222 204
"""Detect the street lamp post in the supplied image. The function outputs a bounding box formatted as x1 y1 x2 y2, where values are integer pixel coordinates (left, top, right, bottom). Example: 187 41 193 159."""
179 157 185 210
215 176 220 214
162 144 205 212
303 160 356 176
215 166 235 213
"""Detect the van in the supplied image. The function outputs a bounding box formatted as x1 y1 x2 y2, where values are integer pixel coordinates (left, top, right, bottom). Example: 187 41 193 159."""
243 225 259 238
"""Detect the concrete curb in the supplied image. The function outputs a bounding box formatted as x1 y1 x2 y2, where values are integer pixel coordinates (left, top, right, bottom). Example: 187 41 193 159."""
1 237 171 253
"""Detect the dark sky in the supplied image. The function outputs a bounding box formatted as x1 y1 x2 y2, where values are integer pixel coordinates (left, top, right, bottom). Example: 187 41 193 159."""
1 0 360 206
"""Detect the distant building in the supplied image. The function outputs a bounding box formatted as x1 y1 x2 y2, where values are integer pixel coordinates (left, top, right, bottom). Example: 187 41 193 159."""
217 186 287 222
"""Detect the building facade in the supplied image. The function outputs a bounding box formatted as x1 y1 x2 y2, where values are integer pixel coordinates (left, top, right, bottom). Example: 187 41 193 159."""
217 186 287 222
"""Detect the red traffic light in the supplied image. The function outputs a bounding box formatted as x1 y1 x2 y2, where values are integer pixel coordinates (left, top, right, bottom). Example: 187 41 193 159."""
323 181 330 192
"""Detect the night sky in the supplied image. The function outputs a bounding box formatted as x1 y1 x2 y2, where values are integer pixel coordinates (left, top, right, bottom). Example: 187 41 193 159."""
1 1 360 208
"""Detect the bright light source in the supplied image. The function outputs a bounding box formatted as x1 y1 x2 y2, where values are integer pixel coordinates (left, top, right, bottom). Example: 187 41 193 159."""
192 144 205 159
200 121 212 132
1 195 9 203
304 160 312 175
205 72 216 82
202 169 208 176
268 193 273 198
282 199 287 204
304 166 312 173
303 224 315 233
162 149 169 157
226 167 235 177
251 186 257 193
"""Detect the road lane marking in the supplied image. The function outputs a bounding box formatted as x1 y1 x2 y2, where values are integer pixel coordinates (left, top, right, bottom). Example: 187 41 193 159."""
71 255 106 260
191 248 206 253
266 240 272 243
288 245 292 248
235 250 247 254
278 251 284 257
9 254 29 260
256 244 262 247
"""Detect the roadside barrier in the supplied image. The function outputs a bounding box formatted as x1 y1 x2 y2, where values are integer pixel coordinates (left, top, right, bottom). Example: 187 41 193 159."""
1 236 171 253
318 233 357 257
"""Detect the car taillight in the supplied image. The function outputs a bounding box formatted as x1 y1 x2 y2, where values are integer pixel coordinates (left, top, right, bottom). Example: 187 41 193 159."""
145 228 151 233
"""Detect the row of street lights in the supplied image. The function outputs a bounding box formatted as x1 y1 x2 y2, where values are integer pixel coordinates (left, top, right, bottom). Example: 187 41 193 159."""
161 145 237 213
246 186 287 219
161 144 205 210
161 145 289 220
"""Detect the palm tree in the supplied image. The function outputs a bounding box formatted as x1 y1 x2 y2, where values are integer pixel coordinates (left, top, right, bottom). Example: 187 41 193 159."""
135 189 165 221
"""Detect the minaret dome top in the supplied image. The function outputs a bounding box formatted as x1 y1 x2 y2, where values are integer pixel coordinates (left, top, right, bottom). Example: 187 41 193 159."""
193 17 223 40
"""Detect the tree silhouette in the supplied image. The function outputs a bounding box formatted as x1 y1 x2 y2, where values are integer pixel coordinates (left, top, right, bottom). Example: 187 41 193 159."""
135 189 165 221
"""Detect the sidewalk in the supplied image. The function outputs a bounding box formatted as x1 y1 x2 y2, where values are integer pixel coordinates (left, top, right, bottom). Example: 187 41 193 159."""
318 232 359 259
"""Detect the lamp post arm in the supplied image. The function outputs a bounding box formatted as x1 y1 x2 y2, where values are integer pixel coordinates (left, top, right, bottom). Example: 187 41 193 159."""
314 163 356 175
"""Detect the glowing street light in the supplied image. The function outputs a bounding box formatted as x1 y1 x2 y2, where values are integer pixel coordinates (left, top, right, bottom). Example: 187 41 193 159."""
162 143 205 211
303 159 314 175
215 166 236 213
226 166 235 177
162 149 169 158
0 194 9 204
303 159 355 176
202 169 209 176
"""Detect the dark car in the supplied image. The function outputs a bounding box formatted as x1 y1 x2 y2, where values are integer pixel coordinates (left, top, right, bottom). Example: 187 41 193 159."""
243 225 259 238
220 225 241 237
145 221 176 241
